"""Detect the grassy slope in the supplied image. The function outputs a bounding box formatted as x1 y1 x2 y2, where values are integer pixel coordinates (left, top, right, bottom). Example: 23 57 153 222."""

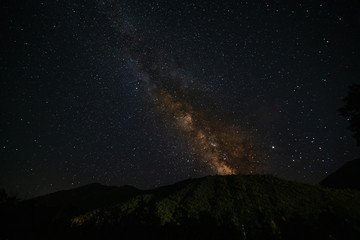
71 175 360 240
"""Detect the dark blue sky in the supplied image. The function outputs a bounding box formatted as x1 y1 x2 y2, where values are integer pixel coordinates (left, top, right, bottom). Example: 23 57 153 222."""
1 0 359 198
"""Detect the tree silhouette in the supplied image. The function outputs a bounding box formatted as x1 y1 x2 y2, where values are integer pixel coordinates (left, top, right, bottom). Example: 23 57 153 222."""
339 84 360 146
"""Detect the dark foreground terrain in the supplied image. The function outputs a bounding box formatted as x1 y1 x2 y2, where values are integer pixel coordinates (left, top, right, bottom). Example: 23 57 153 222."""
320 158 360 190
1 174 360 240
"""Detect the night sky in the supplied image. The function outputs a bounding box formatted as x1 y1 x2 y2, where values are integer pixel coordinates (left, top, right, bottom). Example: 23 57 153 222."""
1 0 359 198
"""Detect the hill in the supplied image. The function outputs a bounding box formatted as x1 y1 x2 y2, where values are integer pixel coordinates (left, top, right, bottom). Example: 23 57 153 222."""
22 183 140 212
1 175 360 240
320 158 360 190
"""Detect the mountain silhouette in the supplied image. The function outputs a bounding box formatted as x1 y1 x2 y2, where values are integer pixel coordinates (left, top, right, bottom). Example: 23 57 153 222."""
22 183 140 213
320 158 360 190
1 174 360 240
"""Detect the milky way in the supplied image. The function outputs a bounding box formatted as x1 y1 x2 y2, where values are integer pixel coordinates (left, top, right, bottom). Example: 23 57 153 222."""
114 15 264 175
2 0 358 197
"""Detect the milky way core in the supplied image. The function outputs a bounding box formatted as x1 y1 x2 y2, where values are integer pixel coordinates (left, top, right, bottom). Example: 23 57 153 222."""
156 90 263 174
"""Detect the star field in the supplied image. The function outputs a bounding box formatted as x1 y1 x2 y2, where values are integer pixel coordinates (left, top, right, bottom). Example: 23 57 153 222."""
1 0 359 198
